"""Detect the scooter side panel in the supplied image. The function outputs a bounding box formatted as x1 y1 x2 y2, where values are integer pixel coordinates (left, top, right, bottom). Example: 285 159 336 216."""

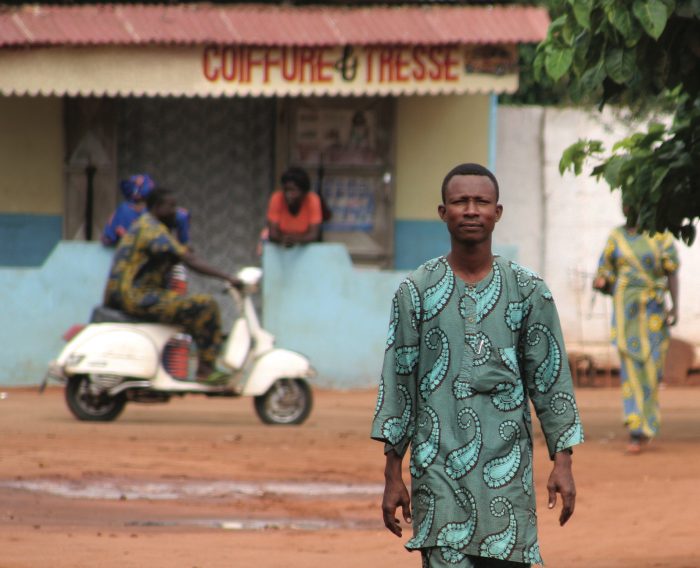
241 348 313 396
61 324 175 379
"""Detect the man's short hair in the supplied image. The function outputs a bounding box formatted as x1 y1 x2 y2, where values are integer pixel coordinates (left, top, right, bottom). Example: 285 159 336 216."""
441 163 500 203
281 166 311 193
146 187 174 210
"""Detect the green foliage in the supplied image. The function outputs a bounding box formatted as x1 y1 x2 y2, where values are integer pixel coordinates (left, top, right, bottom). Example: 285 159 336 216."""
558 139 604 175
545 45 574 81
633 0 670 39
500 43 571 105
538 0 700 243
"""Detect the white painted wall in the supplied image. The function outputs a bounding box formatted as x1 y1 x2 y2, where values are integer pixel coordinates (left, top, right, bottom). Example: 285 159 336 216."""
496 105 700 367
493 106 545 273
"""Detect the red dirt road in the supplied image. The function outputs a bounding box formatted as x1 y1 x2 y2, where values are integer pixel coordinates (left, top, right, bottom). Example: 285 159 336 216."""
0 387 699 568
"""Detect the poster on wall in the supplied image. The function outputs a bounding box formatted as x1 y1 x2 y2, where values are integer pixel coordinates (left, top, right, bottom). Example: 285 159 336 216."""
321 176 376 232
292 108 381 166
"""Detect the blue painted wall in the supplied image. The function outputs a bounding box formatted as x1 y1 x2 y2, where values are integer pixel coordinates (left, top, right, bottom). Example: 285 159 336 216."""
0 242 113 386
488 94 498 172
0 241 409 388
263 244 408 388
0 213 62 266
394 219 450 271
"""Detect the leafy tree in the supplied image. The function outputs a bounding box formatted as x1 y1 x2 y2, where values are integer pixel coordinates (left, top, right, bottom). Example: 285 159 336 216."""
500 42 571 105
536 0 700 243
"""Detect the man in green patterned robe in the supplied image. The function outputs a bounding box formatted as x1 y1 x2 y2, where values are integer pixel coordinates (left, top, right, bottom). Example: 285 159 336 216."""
371 164 583 567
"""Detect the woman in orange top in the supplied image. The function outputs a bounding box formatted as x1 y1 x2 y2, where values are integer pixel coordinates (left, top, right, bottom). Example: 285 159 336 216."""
267 167 323 247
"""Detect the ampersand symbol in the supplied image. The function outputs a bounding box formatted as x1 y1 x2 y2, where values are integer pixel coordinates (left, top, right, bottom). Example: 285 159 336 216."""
335 46 358 82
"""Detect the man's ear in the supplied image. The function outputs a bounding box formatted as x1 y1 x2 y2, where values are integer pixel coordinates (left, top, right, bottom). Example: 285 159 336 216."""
438 204 446 222
495 204 503 222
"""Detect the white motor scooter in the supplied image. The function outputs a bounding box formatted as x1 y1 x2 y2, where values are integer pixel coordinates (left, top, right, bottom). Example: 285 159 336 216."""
43 267 314 425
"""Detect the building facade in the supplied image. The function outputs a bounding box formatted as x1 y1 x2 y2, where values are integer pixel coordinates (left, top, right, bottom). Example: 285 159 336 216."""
0 4 547 385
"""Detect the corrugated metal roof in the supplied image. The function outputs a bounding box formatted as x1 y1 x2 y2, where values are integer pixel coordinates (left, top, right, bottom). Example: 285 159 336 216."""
0 4 549 47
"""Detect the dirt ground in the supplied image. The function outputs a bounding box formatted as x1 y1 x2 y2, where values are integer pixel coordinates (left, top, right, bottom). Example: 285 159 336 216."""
1 386 699 568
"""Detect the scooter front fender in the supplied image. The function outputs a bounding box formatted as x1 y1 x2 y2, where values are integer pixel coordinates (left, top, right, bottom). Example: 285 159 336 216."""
242 348 314 397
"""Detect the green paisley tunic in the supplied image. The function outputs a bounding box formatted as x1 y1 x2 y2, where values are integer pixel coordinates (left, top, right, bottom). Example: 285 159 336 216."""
371 256 584 565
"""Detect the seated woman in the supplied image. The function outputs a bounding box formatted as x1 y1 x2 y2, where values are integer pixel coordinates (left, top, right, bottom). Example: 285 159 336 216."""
266 166 323 247
103 173 191 293
102 173 190 246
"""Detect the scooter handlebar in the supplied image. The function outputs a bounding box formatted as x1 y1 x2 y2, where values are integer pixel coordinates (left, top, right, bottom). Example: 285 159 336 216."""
222 282 243 293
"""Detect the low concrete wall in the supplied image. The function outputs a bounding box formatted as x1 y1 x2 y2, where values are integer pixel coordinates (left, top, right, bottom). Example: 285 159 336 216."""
262 243 407 388
0 241 410 388
0 242 112 386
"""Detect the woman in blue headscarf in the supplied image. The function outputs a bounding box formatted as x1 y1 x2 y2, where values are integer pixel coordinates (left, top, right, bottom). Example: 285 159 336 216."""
102 174 190 246
103 174 191 294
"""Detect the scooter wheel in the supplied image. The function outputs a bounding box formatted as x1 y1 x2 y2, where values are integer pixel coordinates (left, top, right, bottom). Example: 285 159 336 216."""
65 374 127 422
253 378 312 425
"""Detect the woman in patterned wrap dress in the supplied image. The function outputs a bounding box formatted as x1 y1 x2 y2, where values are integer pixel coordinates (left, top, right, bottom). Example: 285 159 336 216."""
594 211 680 454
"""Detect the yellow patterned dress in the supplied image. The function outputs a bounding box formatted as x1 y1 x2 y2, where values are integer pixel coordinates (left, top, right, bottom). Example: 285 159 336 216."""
103 213 222 369
596 227 679 439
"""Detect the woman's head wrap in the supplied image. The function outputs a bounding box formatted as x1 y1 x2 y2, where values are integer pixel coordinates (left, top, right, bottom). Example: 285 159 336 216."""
120 174 155 202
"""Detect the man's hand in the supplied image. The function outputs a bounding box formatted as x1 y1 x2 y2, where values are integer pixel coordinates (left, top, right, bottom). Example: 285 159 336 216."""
547 450 576 526
382 450 411 537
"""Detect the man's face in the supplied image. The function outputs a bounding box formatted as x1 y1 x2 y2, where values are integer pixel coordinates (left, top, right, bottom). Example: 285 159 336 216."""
153 195 178 229
282 181 304 212
438 175 502 244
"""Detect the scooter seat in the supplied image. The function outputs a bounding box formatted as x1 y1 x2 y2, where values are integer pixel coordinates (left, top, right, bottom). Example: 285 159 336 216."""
90 305 145 324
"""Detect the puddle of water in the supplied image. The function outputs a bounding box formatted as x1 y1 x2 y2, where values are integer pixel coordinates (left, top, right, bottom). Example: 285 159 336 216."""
127 517 378 531
0 479 383 501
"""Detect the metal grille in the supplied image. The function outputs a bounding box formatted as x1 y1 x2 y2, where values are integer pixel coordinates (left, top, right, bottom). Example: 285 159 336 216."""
116 97 276 324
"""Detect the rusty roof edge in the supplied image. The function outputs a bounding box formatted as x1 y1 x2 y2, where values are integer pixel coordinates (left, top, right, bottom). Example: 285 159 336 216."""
11 12 35 42
0 4 550 48
322 12 347 45
217 8 241 41
114 5 140 43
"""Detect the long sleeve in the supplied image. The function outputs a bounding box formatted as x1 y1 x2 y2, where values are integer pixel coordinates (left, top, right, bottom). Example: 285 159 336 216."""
175 207 191 244
595 232 618 289
661 233 679 274
102 203 141 246
520 282 584 459
371 280 421 458
145 218 188 259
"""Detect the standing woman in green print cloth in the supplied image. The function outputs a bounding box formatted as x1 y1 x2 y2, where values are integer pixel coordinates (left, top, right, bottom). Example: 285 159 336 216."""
594 205 680 454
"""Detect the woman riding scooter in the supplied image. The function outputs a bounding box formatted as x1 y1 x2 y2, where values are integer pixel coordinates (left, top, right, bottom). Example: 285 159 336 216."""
103 187 241 385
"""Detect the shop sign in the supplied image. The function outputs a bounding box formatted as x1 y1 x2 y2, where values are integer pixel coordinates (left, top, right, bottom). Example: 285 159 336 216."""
202 44 518 95
0 44 517 97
